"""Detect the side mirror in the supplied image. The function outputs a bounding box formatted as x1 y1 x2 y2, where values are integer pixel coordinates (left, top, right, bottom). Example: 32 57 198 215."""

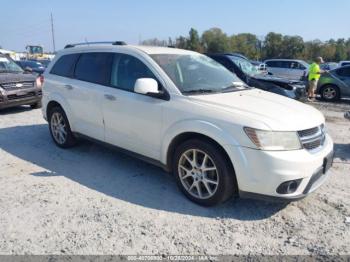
134 78 159 95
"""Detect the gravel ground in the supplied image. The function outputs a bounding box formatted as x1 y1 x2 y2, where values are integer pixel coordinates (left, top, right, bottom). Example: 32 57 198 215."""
0 100 349 256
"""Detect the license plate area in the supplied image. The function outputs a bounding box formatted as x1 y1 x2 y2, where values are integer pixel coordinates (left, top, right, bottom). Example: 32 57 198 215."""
323 151 334 174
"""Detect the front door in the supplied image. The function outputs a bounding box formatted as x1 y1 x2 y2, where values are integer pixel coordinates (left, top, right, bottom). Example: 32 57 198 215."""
102 53 165 160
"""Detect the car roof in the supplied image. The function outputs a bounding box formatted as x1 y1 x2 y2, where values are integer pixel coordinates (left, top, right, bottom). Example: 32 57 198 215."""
58 44 197 56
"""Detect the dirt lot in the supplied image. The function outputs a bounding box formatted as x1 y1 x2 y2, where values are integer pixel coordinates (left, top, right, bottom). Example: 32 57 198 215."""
0 100 349 256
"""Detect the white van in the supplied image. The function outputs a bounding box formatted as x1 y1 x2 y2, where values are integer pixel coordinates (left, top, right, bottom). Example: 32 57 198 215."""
265 59 309 80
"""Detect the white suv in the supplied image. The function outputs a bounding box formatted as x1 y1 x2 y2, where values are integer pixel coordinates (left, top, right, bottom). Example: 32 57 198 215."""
42 42 334 206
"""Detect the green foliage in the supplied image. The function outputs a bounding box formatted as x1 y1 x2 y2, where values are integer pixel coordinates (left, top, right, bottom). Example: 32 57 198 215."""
201 28 230 53
141 28 350 62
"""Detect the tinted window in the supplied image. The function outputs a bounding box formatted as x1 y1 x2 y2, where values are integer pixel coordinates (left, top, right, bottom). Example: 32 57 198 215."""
111 54 157 92
50 54 79 77
290 62 305 70
266 61 282 68
280 61 291 68
336 67 350 77
74 53 113 85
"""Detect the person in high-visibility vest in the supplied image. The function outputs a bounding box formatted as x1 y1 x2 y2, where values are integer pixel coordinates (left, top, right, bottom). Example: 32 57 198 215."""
308 57 326 101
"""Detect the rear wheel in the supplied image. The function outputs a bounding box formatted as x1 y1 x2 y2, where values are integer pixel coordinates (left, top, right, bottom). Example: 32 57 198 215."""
173 139 236 206
48 106 77 148
320 85 340 101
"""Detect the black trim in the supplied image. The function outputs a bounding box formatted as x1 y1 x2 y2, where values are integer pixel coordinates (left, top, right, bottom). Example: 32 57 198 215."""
64 41 127 49
73 133 170 172
303 150 334 194
239 190 306 202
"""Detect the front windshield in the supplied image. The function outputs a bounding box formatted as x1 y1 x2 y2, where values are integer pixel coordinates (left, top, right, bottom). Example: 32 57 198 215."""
228 56 259 76
0 56 23 73
151 53 246 94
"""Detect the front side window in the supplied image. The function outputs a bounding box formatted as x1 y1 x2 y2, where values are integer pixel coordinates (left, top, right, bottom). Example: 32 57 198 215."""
111 54 157 92
74 53 113 85
151 53 245 94
0 56 23 73
51 54 79 77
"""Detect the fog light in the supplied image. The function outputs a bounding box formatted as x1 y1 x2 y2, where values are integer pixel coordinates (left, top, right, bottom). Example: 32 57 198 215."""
276 179 302 194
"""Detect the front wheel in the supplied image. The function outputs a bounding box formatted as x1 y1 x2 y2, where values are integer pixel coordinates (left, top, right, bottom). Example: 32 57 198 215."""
48 106 77 148
320 85 340 101
173 139 236 206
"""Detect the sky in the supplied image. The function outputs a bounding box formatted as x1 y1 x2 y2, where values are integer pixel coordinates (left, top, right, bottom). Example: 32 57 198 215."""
0 0 349 52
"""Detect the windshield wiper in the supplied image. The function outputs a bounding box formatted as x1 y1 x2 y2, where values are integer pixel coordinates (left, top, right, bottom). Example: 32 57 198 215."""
182 89 217 95
221 82 250 92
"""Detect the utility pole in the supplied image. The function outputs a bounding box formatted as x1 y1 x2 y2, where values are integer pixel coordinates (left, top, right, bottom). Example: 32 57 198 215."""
50 13 56 53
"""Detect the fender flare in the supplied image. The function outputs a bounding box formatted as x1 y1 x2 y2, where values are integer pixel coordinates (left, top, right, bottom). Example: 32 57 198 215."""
46 92 76 131
160 119 240 165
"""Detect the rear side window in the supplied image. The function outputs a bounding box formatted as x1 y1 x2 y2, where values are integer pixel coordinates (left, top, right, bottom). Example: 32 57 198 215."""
74 53 113 85
111 54 157 92
266 61 278 67
50 54 79 77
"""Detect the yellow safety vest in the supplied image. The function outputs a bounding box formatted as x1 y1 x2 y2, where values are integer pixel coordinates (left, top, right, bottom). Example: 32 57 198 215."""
308 63 321 81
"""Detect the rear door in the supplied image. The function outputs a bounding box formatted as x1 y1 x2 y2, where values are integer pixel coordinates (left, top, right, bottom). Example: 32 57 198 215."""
68 52 113 140
266 60 284 78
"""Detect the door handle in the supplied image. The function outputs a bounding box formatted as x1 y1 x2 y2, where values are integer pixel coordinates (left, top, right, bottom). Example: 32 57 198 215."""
104 94 116 101
64 84 74 90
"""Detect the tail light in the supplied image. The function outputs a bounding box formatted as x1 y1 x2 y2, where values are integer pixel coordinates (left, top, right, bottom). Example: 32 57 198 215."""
36 75 44 88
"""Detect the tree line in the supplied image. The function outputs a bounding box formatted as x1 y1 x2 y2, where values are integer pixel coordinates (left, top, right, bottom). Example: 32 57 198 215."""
141 28 350 62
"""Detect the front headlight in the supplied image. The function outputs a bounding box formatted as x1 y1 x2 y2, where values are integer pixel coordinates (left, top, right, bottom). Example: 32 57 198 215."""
244 127 302 151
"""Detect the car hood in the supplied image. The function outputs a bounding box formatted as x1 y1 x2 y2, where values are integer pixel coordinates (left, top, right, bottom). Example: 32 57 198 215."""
190 89 324 131
0 73 36 84
252 74 301 85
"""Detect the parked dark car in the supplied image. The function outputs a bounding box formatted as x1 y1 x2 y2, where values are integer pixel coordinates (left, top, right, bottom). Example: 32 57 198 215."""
0 54 42 110
207 53 305 99
37 59 51 68
316 65 350 101
15 60 45 74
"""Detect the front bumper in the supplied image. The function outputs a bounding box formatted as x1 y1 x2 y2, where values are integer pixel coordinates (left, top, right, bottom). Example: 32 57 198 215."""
224 134 334 200
0 88 42 109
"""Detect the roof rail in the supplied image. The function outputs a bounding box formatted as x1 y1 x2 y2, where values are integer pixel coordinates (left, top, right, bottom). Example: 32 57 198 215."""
64 41 127 49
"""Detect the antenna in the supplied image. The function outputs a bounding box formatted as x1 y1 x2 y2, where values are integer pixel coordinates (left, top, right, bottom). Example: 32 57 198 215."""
50 13 56 53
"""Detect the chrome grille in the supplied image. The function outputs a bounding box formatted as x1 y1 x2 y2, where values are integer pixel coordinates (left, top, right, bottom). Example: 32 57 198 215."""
7 92 36 100
298 125 325 151
1 81 35 90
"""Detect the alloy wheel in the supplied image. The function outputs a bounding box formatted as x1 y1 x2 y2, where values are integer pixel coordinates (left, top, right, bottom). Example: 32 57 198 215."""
178 149 219 199
50 112 68 145
323 86 336 100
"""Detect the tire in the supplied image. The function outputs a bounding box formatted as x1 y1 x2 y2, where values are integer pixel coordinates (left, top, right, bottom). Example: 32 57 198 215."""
48 106 77 148
320 85 340 101
173 139 236 206
30 101 42 109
